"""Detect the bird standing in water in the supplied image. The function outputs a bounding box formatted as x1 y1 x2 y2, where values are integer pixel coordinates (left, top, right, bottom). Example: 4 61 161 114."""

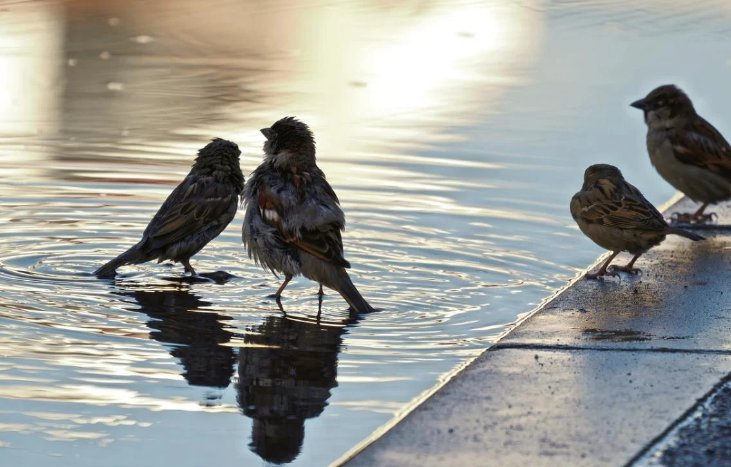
242 117 374 314
95 138 244 277
571 164 703 279
631 84 731 224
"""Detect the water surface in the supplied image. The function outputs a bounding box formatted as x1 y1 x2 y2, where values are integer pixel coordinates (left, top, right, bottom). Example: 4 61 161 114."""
1 0 731 465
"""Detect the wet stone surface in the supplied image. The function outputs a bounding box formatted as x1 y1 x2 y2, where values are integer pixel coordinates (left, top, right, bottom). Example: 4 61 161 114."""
639 378 731 467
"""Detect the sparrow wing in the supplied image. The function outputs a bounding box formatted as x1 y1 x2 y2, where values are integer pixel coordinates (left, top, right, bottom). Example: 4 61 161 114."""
292 226 350 268
575 180 666 231
140 174 237 252
256 171 351 268
671 117 731 179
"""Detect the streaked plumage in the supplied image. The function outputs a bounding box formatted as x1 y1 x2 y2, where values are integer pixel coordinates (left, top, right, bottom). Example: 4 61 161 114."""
570 164 703 279
95 138 243 277
242 117 374 314
631 84 731 223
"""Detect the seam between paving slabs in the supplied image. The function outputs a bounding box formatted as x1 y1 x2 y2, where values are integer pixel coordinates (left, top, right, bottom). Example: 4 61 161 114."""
623 371 731 467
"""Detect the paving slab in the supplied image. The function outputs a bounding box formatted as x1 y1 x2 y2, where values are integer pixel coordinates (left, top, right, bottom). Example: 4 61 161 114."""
345 350 731 467
638 376 731 467
339 197 731 467
498 234 731 352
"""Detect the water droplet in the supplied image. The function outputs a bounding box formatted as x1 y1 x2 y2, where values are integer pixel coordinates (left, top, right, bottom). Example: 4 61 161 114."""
99 51 111 60
108 17 120 27
67 58 77 67
107 82 124 91
131 35 154 44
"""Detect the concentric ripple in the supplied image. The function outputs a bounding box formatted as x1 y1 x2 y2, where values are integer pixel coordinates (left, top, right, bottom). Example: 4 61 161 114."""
0 137 569 466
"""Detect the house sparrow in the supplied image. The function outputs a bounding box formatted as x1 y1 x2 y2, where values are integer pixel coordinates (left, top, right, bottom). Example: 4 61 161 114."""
95 138 244 277
631 84 731 223
571 164 703 279
242 117 374 314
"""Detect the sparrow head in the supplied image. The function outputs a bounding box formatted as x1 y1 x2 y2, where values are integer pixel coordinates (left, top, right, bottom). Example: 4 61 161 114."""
194 138 241 169
198 138 240 160
582 163 623 189
260 117 316 168
193 138 244 190
630 85 695 124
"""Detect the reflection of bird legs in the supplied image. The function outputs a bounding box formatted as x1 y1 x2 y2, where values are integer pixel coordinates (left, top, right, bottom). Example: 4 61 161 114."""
317 292 323 321
276 296 287 316
182 259 197 275
671 203 716 225
318 284 324 297
585 251 620 280
609 254 641 275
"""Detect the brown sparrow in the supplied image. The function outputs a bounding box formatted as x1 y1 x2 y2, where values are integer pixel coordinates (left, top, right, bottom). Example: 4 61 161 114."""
571 164 703 279
631 85 731 224
241 117 374 314
95 138 243 277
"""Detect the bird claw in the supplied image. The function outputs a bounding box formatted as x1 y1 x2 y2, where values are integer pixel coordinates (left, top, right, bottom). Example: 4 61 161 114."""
608 265 642 275
703 212 719 224
670 211 717 225
585 269 619 280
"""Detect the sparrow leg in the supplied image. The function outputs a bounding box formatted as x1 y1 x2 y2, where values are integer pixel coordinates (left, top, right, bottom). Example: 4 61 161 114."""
316 292 323 321
609 253 642 275
585 251 620 280
271 274 293 299
181 259 196 275
317 284 324 297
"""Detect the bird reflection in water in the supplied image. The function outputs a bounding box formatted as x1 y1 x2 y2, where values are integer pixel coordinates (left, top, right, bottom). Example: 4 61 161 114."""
237 314 348 464
118 284 236 391
117 280 349 463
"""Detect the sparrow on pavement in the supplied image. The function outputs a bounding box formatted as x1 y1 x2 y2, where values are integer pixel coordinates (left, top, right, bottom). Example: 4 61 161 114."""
242 117 374 314
95 138 244 277
571 164 703 279
631 84 731 224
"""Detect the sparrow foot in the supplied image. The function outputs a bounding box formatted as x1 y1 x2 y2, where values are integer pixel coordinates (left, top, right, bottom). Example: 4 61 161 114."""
670 211 717 225
585 270 619 280
608 265 642 275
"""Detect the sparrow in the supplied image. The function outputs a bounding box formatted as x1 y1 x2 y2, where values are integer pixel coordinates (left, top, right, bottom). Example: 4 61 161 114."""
571 164 703 279
241 117 374 314
95 138 244 277
631 84 731 224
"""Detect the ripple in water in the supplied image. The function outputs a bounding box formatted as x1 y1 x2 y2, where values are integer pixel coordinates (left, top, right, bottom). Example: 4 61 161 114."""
0 135 565 465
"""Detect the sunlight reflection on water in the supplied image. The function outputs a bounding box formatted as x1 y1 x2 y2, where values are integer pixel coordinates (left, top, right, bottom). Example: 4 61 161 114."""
1 0 731 465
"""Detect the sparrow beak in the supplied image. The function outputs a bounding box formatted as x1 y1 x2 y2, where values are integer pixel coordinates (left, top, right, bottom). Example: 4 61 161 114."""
260 128 274 140
630 98 646 110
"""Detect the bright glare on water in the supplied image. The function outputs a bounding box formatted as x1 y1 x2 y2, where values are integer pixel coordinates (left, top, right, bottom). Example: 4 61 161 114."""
1 0 731 465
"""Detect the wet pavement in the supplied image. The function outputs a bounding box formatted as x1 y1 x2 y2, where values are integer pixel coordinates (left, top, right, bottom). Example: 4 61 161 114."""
341 196 731 467
638 377 731 466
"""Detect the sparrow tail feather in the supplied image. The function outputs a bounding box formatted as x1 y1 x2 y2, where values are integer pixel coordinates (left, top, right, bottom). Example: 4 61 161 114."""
94 245 143 278
667 227 705 242
333 270 375 315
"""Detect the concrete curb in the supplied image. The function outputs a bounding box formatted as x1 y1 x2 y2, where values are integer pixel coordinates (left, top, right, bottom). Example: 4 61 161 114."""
337 195 731 467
